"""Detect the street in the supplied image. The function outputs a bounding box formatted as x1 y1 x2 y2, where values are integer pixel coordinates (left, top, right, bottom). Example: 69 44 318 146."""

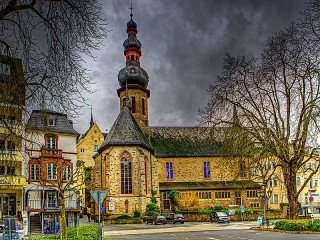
95 221 320 240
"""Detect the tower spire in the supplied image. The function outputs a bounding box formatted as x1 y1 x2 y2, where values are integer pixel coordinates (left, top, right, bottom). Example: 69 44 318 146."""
129 2 134 19
124 82 131 108
90 107 94 127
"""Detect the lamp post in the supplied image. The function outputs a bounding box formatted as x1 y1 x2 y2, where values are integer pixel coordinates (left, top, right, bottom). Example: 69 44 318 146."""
258 183 272 225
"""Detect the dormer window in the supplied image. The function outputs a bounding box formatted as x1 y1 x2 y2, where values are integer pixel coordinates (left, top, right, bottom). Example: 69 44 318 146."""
0 63 10 75
47 118 55 126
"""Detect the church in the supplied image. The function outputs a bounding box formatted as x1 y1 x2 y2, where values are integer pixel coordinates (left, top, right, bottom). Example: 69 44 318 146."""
79 11 263 216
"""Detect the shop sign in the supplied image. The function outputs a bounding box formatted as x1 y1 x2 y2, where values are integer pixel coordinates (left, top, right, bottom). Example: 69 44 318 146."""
0 179 10 184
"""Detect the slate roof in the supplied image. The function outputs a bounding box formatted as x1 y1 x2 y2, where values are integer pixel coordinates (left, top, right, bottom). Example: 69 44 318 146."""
159 180 260 191
26 110 78 135
98 106 153 152
143 127 222 157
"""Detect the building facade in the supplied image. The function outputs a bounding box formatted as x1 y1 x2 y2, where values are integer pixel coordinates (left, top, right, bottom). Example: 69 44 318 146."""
25 110 80 234
77 110 105 208
0 56 26 218
88 13 263 217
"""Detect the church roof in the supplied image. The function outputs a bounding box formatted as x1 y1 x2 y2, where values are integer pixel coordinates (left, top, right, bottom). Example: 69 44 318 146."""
159 180 260 191
99 106 153 152
26 110 78 135
143 127 222 157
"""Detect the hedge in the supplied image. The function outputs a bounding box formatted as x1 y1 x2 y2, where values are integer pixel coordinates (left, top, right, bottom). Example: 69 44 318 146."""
28 225 99 240
274 219 320 232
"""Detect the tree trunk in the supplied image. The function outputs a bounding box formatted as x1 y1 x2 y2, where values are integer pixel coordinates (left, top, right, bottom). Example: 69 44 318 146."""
283 167 299 219
59 192 67 239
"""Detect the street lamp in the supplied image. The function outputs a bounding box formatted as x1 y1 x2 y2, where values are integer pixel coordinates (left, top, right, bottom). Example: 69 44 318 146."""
258 183 272 225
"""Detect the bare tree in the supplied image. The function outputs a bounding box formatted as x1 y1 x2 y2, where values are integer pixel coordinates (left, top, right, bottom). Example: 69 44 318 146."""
0 0 108 117
199 14 320 219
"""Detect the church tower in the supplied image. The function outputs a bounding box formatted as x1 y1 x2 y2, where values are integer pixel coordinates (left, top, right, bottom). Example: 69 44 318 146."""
117 9 150 127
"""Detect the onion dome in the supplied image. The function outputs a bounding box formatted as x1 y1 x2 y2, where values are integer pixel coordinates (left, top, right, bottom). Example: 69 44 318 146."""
127 17 137 29
123 38 142 49
118 64 149 88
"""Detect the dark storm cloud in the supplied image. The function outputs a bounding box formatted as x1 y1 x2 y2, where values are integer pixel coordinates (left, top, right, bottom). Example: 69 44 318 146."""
74 0 307 134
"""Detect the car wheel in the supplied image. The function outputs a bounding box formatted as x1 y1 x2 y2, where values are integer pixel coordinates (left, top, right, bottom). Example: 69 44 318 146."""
173 221 176 224
181 222 184 224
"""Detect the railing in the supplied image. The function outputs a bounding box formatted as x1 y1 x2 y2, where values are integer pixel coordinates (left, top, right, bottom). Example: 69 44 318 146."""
65 200 79 208
28 199 42 209
28 199 79 209
41 148 62 158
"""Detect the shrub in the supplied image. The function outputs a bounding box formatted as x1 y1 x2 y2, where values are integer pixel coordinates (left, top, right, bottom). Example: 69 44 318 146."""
29 225 99 240
304 219 320 231
145 202 160 216
115 214 131 220
114 218 143 224
274 220 307 231
133 209 141 218
212 206 223 212
199 209 213 215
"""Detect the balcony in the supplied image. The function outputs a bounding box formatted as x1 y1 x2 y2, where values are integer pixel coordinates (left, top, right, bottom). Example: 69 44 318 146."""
0 175 26 188
28 199 79 210
41 148 62 158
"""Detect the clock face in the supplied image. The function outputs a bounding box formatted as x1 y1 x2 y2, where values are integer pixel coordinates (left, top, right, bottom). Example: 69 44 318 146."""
129 37 134 42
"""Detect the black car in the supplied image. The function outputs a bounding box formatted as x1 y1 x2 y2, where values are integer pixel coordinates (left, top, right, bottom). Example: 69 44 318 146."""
210 211 230 223
144 215 167 225
166 213 184 224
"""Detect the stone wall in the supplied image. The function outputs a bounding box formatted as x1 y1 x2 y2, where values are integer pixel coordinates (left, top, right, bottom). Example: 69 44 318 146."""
157 156 241 182
92 145 159 215
119 89 149 127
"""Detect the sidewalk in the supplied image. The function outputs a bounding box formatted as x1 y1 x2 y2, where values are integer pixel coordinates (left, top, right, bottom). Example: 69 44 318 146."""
79 215 100 226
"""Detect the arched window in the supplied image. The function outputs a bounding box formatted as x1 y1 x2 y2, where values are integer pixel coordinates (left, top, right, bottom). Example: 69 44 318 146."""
121 152 132 194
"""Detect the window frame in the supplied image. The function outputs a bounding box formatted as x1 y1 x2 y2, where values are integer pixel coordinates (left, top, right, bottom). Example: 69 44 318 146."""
30 164 40 180
63 166 71 181
47 163 57 180
45 135 57 149
166 162 173 180
203 161 211 179
120 152 132 194
47 118 56 126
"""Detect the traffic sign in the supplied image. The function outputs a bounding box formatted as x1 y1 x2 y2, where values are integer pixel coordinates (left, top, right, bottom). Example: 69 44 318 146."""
240 205 245 213
90 190 108 204
100 206 106 211
309 196 314 203
109 201 115 211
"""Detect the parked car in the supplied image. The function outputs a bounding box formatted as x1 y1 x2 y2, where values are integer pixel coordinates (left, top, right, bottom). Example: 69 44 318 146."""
144 215 167 225
165 213 184 224
210 211 230 223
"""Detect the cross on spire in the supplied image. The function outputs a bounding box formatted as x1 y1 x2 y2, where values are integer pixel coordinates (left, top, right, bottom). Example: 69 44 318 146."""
129 2 134 18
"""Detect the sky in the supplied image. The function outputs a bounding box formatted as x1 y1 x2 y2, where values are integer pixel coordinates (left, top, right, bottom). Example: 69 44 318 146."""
73 0 307 134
